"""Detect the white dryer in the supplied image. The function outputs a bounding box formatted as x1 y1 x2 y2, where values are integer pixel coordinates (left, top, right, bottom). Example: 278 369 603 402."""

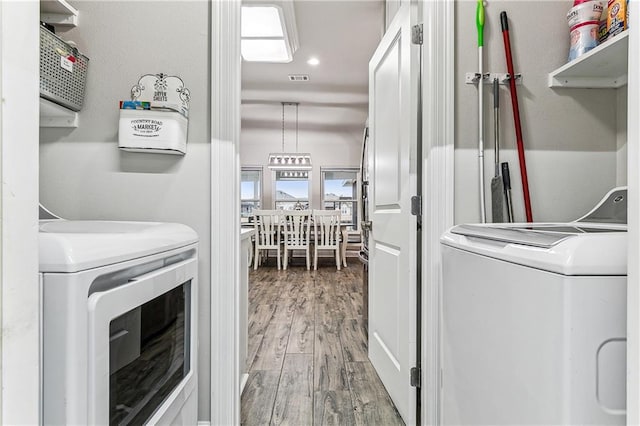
39 219 198 425
441 187 627 425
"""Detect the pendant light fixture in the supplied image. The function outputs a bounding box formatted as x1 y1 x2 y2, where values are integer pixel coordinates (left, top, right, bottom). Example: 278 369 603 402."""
268 102 312 170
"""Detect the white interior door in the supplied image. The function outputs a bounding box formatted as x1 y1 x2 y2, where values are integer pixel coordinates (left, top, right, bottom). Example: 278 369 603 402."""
367 5 417 423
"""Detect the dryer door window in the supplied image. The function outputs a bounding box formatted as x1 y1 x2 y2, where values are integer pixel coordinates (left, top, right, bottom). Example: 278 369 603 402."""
109 282 190 425
87 257 196 425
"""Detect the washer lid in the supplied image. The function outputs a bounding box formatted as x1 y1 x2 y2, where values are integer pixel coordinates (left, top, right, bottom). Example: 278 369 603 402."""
442 223 627 276
39 220 198 273
451 223 626 248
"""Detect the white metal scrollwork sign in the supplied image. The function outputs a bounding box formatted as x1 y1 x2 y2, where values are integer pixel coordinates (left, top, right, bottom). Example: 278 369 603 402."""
130 73 191 117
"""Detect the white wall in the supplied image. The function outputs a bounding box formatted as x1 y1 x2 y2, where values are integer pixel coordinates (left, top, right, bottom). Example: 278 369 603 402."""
0 1 40 423
240 104 364 209
38 1 212 420
626 0 639 420
455 0 621 224
617 88 628 186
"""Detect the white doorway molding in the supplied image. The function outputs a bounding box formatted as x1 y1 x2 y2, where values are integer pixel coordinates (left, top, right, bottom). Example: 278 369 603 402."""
421 0 455 424
627 1 639 422
0 1 40 423
208 0 455 423
210 0 242 424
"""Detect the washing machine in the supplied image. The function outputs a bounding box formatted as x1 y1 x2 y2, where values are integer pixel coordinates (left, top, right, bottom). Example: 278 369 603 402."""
441 187 627 425
39 219 199 425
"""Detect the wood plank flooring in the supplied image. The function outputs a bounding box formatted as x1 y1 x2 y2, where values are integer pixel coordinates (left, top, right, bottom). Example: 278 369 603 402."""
242 258 404 426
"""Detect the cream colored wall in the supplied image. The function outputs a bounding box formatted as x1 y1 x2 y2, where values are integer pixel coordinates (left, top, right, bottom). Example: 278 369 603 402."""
38 1 212 420
454 0 622 224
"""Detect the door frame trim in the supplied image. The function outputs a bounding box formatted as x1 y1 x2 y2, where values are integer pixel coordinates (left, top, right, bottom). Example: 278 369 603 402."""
208 0 454 422
0 1 41 423
210 1 242 424
421 0 455 424
627 1 639 421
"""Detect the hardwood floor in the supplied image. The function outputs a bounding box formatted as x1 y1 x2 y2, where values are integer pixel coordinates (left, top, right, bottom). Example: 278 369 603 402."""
242 258 404 426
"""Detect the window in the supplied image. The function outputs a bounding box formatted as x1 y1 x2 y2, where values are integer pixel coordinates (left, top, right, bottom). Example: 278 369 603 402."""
241 167 262 222
274 170 310 211
321 168 359 230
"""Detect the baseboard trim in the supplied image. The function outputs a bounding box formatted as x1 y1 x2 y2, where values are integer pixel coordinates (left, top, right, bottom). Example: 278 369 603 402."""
240 373 249 394
197 374 248 426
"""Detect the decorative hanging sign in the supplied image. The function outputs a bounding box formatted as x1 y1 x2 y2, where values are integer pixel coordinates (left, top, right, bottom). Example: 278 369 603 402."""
118 73 191 155
130 73 191 117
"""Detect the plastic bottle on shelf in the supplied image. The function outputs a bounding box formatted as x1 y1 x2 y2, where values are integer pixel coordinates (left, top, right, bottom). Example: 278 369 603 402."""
606 0 629 39
598 0 609 42
567 0 604 60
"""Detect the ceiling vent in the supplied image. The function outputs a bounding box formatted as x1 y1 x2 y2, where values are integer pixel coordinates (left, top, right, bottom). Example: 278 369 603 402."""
288 74 310 82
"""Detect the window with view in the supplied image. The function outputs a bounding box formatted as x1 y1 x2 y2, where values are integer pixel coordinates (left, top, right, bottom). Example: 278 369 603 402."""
241 168 262 222
321 168 358 230
274 170 310 211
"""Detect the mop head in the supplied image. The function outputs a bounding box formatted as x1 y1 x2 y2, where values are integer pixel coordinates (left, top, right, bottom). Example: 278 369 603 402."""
491 177 505 223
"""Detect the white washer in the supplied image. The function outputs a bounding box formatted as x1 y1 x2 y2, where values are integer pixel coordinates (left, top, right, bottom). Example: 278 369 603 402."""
441 187 627 425
39 219 199 425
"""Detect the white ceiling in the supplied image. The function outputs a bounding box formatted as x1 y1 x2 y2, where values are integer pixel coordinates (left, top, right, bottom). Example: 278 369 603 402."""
241 0 384 132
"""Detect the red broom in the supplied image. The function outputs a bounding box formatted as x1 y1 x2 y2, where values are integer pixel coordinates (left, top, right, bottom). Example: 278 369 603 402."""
500 11 533 222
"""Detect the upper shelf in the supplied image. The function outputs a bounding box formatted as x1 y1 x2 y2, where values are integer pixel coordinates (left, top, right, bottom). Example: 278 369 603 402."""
548 31 629 89
40 0 78 27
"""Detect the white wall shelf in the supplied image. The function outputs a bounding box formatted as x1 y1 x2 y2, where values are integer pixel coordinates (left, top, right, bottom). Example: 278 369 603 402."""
548 31 629 89
40 0 78 27
40 98 78 128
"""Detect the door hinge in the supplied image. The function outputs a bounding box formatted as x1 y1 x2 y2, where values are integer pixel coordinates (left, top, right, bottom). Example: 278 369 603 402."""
410 366 421 388
411 195 422 217
412 24 423 45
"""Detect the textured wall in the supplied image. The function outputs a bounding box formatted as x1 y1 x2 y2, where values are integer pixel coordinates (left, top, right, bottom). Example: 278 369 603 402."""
454 0 623 223
39 1 212 420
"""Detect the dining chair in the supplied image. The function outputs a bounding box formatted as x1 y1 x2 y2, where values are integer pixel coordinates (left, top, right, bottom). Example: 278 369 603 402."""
252 210 282 270
341 229 350 268
312 209 342 271
282 210 311 270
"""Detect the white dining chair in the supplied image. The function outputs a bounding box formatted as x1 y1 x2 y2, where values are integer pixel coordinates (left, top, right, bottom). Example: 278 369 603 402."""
340 229 350 268
252 210 282 270
282 210 311 270
312 209 342 271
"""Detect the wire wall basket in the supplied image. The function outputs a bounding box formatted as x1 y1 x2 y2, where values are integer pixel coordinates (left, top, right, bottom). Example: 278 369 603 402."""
40 25 89 111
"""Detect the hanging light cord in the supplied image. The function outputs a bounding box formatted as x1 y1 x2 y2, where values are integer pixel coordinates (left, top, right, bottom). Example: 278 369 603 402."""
281 102 285 153
295 103 299 153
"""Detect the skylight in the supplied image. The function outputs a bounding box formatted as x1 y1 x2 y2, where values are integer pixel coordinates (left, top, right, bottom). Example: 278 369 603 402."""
241 5 297 63
242 39 289 62
241 6 283 37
